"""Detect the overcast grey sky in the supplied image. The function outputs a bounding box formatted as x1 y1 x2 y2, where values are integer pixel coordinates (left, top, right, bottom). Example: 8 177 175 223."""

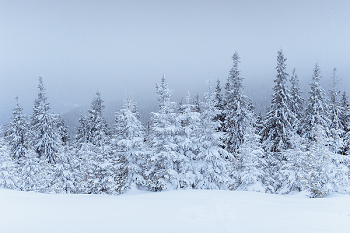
1 0 350 125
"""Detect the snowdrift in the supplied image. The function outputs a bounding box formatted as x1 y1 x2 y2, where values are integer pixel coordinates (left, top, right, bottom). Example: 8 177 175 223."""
1 188 349 233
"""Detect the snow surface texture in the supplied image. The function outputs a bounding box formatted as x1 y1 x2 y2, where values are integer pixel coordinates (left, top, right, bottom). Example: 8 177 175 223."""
1 188 349 233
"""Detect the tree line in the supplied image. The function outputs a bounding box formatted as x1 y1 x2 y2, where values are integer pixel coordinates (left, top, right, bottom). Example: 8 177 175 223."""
1 50 349 198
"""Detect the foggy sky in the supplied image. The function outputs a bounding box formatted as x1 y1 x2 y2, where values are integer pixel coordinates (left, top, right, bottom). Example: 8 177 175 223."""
1 0 350 125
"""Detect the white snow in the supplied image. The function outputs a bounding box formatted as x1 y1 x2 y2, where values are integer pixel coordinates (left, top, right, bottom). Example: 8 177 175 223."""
0 188 349 233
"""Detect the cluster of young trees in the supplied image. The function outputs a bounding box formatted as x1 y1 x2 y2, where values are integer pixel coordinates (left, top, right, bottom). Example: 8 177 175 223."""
1 50 350 198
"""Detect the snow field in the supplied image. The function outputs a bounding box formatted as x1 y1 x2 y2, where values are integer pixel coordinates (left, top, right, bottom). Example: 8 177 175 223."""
1 189 349 233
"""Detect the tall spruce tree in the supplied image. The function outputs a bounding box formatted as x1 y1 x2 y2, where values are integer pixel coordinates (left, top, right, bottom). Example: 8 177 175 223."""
175 92 200 187
146 75 186 191
224 52 251 153
86 91 110 146
75 91 112 194
301 64 330 142
195 80 234 189
114 96 147 193
5 96 29 160
289 68 304 132
30 77 61 163
328 68 344 153
340 91 350 154
214 79 225 132
260 50 294 153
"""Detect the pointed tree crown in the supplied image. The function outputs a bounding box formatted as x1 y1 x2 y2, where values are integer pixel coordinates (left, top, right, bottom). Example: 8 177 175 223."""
89 91 104 119
156 75 175 114
302 63 331 141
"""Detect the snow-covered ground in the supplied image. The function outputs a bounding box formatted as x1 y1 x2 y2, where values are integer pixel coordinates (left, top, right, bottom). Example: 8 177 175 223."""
1 188 349 233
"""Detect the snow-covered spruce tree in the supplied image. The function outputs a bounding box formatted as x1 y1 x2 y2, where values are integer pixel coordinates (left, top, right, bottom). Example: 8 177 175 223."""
298 125 350 197
327 68 344 153
192 93 201 113
277 130 307 194
113 96 147 194
85 91 111 146
260 50 295 153
30 77 61 163
75 112 89 146
289 68 304 132
236 115 266 192
4 98 57 193
89 148 116 195
0 127 17 189
195 80 234 190
50 147 80 194
15 148 55 193
213 79 225 132
84 92 115 194
178 97 185 114
75 91 111 148
277 121 344 196
277 68 305 194
301 64 331 143
340 91 350 154
75 141 115 195
340 91 350 133
56 114 70 146
175 92 200 187
75 91 113 194
5 96 29 160
145 75 185 191
49 115 72 193
223 52 251 154
255 112 264 135
74 142 96 194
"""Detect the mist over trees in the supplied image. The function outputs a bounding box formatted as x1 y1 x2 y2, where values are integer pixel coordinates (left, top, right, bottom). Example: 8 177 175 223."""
1 50 350 198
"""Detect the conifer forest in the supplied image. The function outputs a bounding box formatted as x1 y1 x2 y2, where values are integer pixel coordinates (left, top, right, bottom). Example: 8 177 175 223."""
1 50 350 198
